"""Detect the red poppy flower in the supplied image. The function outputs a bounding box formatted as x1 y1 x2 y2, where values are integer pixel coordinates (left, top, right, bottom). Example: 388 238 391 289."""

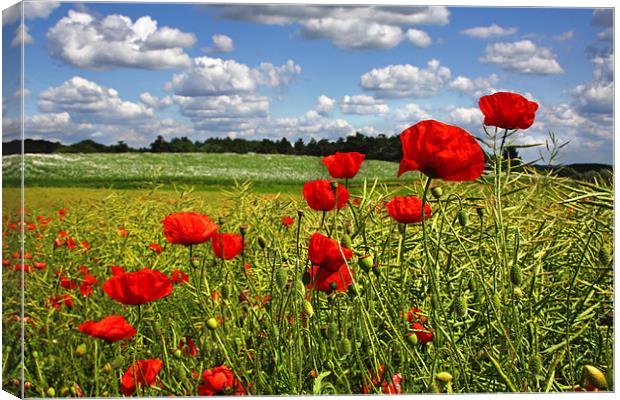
81 241 90 250
120 359 163 396
197 365 247 396
58 209 66 216
49 294 73 310
67 238 76 250
302 180 350 211
281 216 294 226
397 120 484 181
410 321 433 344
79 282 93 297
2 259 10 267
33 261 46 270
78 315 136 341
83 274 98 285
149 243 164 254
406 307 428 323
308 232 353 271
27 223 36 231
162 212 218 246
178 337 198 357
13 263 31 272
118 227 129 237
307 263 353 293
478 91 539 130
79 265 89 275
171 269 189 284
110 266 125 276
102 268 173 305
60 276 78 290
385 196 432 224
362 365 402 394
322 152 366 179
212 232 244 260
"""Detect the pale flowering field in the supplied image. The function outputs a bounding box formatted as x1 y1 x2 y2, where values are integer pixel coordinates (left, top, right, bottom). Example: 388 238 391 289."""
1 93 614 397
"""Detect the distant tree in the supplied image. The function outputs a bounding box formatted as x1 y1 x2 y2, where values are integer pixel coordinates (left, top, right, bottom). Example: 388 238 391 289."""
110 141 130 153
150 136 170 153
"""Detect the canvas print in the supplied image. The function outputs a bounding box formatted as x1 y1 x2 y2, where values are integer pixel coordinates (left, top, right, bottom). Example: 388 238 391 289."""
1 1 615 397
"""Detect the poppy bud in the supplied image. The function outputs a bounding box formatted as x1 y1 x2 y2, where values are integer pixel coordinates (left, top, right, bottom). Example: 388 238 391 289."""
406 333 418 346
359 254 374 272
431 186 443 199
174 349 183 358
75 343 87 357
46 387 55 397
60 387 70 396
294 279 305 297
301 271 311 285
341 338 352 355
341 234 353 250
453 296 467 318
103 363 113 374
207 317 219 331
327 322 338 339
492 293 501 310
329 281 338 291
32 351 38 359
257 236 267 249
24 382 31 390
598 246 610 267
458 210 469 227
435 372 453 384
175 365 187 380
582 365 607 390
111 355 125 369
513 287 523 300
529 355 542 376
302 300 314 318
510 264 523 286
275 268 288 290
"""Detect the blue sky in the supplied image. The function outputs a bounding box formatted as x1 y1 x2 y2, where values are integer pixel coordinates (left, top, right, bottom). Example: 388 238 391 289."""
2 2 614 163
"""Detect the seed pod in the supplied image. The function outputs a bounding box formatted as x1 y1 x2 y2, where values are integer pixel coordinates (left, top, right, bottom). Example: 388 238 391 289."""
221 284 230 299
583 365 607 390
173 349 183 358
599 246 610 267
436 372 453 384
492 293 501 310
329 281 338 291
341 234 353 249
453 296 467 318
458 210 469 227
467 275 477 292
327 322 338 340
301 271 312 285
431 186 443 199
275 268 288 290
206 317 219 331
257 236 267 249
406 333 418 346
75 343 87 357
103 363 113 374
359 254 374 272
302 300 314 318
46 387 55 397
529 355 542 376
510 264 523 286
338 338 351 356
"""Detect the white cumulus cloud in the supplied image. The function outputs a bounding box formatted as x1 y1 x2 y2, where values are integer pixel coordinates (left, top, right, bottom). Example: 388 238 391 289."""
460 23 517 39
480 40 564 75
3 1 60 25
314 95 336 115
203 34 235 53
340 95 389 115
360 59 451 98
11 23 33 47
406 28 432 47
46 10 195 70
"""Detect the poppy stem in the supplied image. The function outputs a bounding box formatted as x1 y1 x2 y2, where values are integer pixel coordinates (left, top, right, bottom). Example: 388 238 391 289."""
319 211 326 232
399 223 407 307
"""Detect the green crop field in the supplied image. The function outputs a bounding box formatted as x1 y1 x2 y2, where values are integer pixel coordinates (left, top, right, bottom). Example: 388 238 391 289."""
2 153 401 193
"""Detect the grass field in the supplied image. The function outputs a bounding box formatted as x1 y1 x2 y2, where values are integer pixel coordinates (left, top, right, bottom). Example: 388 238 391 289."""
1 151 614 396
2 153 400 193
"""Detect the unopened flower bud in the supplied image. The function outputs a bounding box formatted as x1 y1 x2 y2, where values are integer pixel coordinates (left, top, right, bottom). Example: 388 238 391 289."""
257 236 267 249
302 300 314 318
275 268 288 290
207 317 219 331
582 365 607 390
359 254 374 272
458 210 469 227
46 387 55 397
75 343 87 357
435 372 453 384
341 234 353 249
431 186 443 199
510 264 523 286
